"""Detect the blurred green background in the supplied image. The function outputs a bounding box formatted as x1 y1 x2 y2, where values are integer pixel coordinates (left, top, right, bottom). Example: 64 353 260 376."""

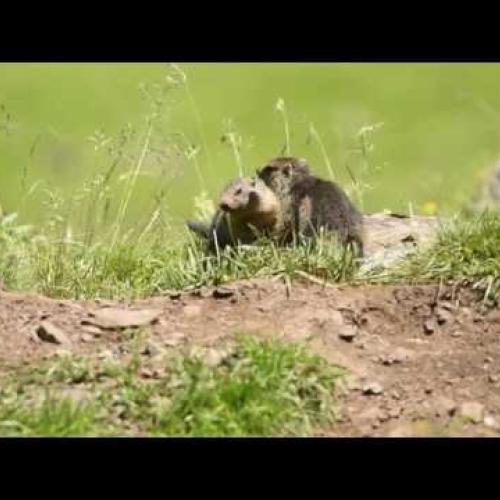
1 63 499 230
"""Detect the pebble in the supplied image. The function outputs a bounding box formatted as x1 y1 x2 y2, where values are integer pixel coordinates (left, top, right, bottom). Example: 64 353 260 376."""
362 382 384 396
389 407 403 419
81 324 103 336
85 308 160 329
80 333 94 343
435 307 453 325
213 287 235 299
434 397 457 417
141 341 163 357
459 401 485 424
484 415 499 430
163 332 187 347
338 325 358 342
36 321 70 345
423 318 436 335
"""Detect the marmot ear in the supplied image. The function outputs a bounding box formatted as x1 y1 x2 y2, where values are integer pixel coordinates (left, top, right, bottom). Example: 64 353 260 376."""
257 165 274 177
297 158 310 172
283 164 292 177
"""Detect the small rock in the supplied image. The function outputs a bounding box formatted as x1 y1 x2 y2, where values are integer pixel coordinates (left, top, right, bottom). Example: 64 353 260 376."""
435 307 453 325
190 287 212 298
362 382 384 396
139 368 154 379
169 292 182 300
346 377 361 391
80 324 103 336
80 333 94 343
423 318 436 335
390 390 402 401
488 374 499 383
213 287 235 299
141 341 163 357
393 347 414 362
182 305 202 318
388 407 403 419
459 401 485 424
163 332 187 348
460 307 472 318
53 348 72 358
439 302 455 311
97 349 114 360
433 397 457 417
450 330 462 338
338 325 358 342
484 415 499 430
204 348 226 367
424 387 433 395
36 321 70 345
378 411 391 423
381 347 413 366
86 308 160 330
310 309 343 331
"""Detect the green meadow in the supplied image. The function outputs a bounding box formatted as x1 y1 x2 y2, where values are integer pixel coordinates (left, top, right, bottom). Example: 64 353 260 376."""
1 63 500 230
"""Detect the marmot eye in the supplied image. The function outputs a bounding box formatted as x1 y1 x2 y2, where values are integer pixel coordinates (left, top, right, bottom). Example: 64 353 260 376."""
235 188 242 195
251 181 256 187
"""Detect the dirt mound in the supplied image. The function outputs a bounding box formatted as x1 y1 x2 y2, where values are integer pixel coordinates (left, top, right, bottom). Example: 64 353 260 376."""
0 278 498 436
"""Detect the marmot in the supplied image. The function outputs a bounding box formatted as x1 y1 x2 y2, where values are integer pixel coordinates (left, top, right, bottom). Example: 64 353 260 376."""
256 157 364 256
186 176 283 254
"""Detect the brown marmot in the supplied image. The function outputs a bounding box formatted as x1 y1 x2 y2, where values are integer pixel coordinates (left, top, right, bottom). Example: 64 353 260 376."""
256 157 364 256
186 176 282 254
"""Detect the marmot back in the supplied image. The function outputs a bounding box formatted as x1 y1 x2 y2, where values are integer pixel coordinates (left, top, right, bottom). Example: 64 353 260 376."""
257 157 364 256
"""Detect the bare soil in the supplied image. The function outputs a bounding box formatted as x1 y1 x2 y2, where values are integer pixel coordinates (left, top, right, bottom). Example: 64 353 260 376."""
1 278 499 437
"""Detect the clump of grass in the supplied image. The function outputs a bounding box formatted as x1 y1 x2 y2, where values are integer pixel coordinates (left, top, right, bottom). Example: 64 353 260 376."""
154 336 343 436
368 211 500 301
0 396 101 437
0 208 358 298
0 336 344 437
0 212 36 289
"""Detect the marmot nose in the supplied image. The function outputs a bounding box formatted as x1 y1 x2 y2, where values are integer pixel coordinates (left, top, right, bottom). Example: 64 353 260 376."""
220 202 230 212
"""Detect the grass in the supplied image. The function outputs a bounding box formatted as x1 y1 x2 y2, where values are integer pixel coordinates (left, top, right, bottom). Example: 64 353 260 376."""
0 64 497 301
366 211 500 302
0 335 344 437
1 198 498 300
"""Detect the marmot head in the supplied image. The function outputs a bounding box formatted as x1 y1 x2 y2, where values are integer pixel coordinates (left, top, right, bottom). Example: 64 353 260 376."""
256 157 311 192
218 177 260 214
